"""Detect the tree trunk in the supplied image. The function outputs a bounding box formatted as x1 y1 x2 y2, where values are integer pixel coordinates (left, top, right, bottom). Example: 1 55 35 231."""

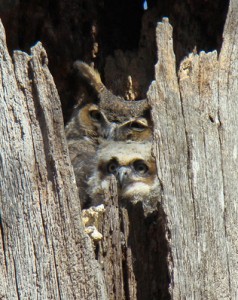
0 20 107 299
1 0 238 299
147 0 238 298
96 177 169 300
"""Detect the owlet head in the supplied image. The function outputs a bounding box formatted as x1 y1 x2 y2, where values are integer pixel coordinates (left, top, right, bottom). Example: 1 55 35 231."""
89 141 159 208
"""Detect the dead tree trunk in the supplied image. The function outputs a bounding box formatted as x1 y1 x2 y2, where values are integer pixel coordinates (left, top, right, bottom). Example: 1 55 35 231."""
96 1 238 298
147 0 238 298
0 20 107 299
1 0 238 299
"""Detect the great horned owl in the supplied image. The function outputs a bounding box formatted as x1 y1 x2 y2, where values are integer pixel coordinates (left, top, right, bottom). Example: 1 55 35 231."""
67 138 96 207
88 141 160 212
65 61 153 208
65 61 152 142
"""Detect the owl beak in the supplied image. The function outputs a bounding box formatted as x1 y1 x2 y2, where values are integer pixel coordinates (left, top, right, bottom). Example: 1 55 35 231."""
117 166 131 187
107 122 117 138
101 120 117 139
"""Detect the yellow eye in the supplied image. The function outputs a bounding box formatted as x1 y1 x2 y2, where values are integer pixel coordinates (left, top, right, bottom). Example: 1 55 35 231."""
133 160 149 174
107 160 118 174
129 118 148 132
129 121 147 131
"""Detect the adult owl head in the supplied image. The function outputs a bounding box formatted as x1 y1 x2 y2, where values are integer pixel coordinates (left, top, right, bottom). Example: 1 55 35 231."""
66 61 152 142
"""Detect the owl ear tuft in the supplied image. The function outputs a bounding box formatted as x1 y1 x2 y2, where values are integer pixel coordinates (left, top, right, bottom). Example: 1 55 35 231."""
73 61 105 94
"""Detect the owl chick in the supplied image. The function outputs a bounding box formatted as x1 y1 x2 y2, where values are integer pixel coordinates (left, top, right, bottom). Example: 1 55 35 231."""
88 141 160 212
65 61 152 142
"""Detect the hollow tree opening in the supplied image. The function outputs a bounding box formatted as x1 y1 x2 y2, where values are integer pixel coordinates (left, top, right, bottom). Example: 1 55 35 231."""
0 0 228 121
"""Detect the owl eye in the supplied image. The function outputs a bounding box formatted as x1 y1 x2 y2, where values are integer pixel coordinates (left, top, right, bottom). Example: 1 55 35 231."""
89 109 102 121
129 119 148 132
133 160 149 174
107 160 118 174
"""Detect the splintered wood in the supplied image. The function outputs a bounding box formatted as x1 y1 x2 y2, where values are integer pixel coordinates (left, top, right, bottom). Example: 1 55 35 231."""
0 20 107 300
148 9 238 299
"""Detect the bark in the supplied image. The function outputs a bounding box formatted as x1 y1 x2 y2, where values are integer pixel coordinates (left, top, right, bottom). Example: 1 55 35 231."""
97 178 125 300
97 179 169 300
1 0 237 299
147 0 238 298
0 19 107 299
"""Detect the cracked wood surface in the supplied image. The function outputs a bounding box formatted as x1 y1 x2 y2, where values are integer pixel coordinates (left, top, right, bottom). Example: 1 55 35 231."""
0 20 107 300
0 0 238 298
147 1 238 298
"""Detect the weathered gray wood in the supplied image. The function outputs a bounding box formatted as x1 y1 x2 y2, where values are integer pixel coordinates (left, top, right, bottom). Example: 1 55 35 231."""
147 0 238 297
97 178 126 300
0 19 107 299
97 179 169 300
1 1 237 298
217 1 238 298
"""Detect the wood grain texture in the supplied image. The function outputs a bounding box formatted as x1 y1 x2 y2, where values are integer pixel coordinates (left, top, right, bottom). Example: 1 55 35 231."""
0 20 107 300
148 5 238 298
97 177 125 300
96 177 169 300
0 0 237 298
